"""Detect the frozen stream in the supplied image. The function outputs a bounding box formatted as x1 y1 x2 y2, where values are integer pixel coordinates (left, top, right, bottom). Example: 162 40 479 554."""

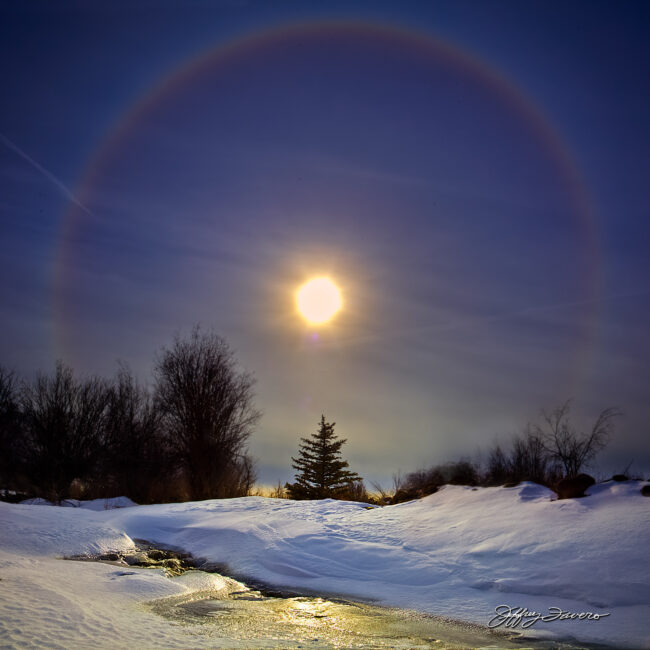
67 542 609 650
148 587 596 649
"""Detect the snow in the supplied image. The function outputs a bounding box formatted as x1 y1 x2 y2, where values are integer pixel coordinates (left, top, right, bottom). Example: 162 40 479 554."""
1 480 649 648
19 496 137 510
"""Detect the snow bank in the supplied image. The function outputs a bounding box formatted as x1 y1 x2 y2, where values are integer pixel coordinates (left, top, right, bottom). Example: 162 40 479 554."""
1 480 649 648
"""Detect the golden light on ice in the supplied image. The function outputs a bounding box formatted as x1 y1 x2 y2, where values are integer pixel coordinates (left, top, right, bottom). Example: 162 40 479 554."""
296 277 342 325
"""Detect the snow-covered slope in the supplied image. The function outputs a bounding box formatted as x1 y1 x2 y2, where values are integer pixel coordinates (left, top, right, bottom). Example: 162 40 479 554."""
1 481 648 648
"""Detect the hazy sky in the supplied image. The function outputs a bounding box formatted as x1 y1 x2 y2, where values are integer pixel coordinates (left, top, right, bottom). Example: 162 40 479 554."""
1 0 648 485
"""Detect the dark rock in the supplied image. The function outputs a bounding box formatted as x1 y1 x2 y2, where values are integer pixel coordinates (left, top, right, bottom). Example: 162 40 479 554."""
124 552 151 566
148 549 174 561
161 558 182 574
641 485 650 497
555 474 596 499
99 553 121 562
611 474 628 482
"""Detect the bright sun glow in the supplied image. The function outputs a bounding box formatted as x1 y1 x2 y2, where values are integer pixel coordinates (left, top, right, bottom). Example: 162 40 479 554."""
296 277 342 325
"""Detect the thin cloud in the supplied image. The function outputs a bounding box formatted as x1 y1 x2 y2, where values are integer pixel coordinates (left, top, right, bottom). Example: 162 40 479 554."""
333 288 650 349
0 133 94 216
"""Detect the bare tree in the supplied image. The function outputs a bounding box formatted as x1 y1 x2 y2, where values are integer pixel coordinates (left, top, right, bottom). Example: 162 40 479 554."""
154 327 260 500
484 442 510 485
100 364 164 501
534 400 622 478
0 366 22 488
20 361 109 501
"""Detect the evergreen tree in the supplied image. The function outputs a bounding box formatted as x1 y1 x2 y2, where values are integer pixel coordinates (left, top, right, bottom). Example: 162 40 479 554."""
286 415 362 499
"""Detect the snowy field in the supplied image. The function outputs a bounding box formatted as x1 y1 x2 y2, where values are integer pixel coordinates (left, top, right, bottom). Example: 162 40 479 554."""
1 481 649 649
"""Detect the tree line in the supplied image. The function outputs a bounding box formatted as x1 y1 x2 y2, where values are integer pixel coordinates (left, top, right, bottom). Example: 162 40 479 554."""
0 323 624 506
0 327 259 503
279 402 623 505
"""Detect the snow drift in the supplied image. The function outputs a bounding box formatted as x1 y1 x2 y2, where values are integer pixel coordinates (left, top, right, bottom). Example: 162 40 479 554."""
1 481 648 648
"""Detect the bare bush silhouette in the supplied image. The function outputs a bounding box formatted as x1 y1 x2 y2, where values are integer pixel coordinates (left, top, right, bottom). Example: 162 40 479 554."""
533 401 622 478
484 403 621 487
485 431 561 486
337 478 370 502
369 479 393 505
154 327 259 500
269 480 288 499
389 461 480 503
510 428 548 483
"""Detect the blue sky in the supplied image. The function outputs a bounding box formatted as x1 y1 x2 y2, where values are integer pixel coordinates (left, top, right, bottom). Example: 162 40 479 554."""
1 1 648 484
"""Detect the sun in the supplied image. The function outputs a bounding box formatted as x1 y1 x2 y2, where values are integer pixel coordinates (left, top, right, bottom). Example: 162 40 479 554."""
296 277 342 325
